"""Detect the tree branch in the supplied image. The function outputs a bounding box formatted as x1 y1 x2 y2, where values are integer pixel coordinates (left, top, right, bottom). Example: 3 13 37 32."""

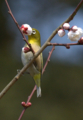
48 42 83 48
18 85 36 120
18 46 55 120
17 40 83 120
5 0 35 54
42 46 55 74
0 0 83 119
0 0 83 99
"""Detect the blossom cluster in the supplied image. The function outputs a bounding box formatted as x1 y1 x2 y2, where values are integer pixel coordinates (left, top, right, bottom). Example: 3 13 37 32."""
58 23 83 43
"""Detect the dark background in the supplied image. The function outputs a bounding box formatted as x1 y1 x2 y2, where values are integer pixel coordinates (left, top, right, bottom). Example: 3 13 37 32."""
0 0 83 120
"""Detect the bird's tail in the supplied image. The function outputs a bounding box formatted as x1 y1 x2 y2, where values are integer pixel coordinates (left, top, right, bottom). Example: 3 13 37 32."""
33 74 41 97
37 86 41 97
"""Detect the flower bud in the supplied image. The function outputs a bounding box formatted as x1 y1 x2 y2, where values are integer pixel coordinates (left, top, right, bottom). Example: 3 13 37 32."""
71 26 78 32
21 102 32 108
22 47 30 53
58 29 65 37
63 23 70 30
78 37 83 44
66 45 70 49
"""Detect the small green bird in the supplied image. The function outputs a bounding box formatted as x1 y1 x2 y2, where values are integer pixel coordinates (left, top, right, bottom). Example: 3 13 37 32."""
21 24 43 97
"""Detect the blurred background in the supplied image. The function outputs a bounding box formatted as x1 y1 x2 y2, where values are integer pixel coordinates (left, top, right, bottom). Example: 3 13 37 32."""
0 0 83 120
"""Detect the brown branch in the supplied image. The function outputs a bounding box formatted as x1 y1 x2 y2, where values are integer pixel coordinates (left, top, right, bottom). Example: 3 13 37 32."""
66 0 83 22
16 1 83 118
5 0 35 54
51 0 83 33
18 40 83 119
42 46 55 74
0 0 83 102
1 41 82 99
48 42 83 48
18 46 55 120
0 0 83 119
18 85 36 120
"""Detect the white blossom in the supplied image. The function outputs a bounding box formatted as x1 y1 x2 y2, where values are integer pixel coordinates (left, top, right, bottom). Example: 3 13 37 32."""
68 27 83 41
58 29 65 37
21 24 32 35
77 27 83 36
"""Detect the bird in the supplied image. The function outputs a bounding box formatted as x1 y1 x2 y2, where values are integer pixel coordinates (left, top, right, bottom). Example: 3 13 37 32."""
21 24 43 97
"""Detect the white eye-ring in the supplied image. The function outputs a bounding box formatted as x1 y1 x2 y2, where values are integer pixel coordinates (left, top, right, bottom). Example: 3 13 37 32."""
32 30 36 34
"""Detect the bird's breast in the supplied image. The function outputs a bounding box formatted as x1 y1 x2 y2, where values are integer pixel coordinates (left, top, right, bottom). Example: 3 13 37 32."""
21 51 33 66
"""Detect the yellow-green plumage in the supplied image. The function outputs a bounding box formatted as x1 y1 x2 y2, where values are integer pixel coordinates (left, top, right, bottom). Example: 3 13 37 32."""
21 28 43 97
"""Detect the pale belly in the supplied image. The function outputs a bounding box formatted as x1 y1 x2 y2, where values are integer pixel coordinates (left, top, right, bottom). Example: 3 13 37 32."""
21 51 39 76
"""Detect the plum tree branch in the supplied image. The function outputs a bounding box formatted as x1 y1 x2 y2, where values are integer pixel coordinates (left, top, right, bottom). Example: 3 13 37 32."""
42 46 55 74
18 46 55 120
48 42 83 48
5 0 35 54
0 0 83 101
0 0 83 99
18 39 83 119
18 85 36 120
0 0 83 119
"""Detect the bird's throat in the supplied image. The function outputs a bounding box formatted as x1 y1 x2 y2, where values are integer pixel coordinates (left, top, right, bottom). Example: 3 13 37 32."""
28 38 40 46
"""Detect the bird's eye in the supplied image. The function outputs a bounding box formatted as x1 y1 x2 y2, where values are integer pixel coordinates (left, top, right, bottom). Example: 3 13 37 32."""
32 30 36 34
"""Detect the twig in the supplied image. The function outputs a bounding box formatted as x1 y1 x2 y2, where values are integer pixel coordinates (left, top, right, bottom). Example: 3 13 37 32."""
64 0 83 23
18 46 55 120
18 85 36 120
5 0 35 54
0 57 36 99
0 0 83 100
42 46 55 74
0 0 83 119
18 41 83 119
48 42 83 47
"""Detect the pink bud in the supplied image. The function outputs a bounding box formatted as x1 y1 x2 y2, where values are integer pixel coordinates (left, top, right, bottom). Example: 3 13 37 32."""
22 47 30 53
71 26 78 32
78 37 83 44
21 102 32 108
66 45 70 49
58 29 65 37
27 102 32 107
63 23 70 30
24 47 30 53
21 102 26 107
